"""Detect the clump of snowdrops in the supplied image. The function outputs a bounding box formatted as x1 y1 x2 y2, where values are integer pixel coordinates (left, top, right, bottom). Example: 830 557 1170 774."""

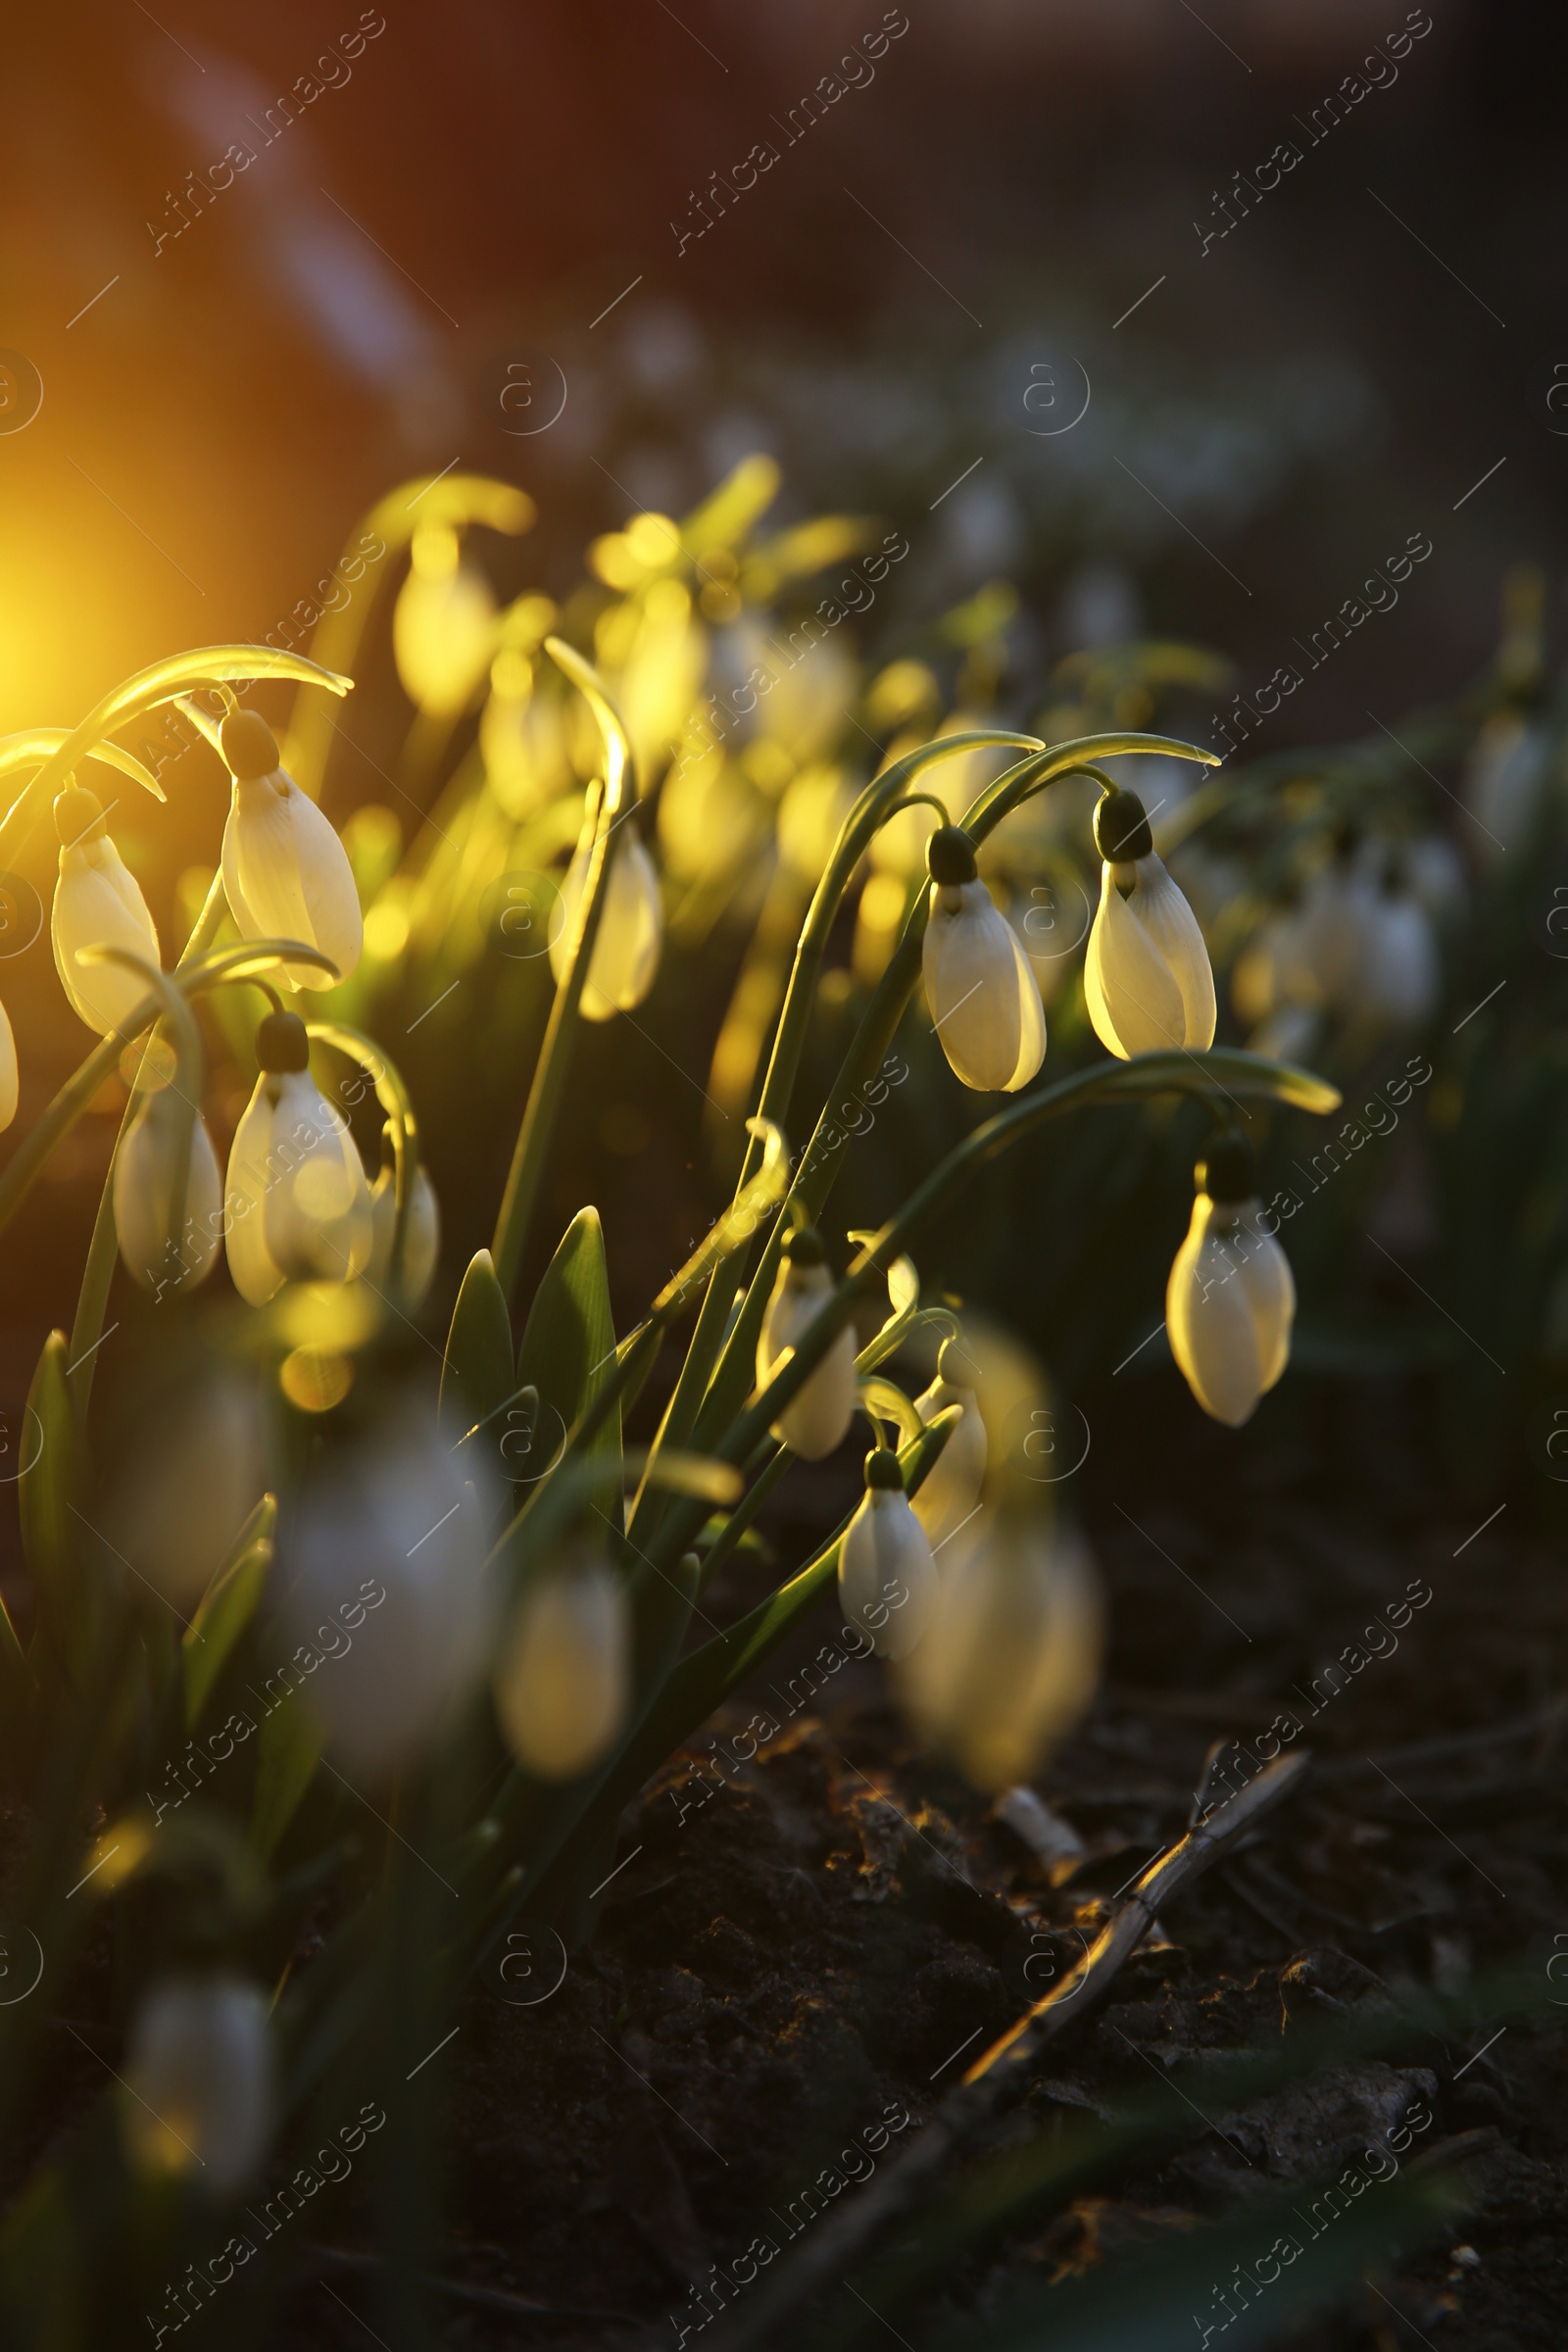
0 478 1342 2341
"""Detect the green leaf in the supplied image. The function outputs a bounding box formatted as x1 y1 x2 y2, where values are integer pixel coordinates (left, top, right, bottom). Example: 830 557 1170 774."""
250 1689 322 1860
514 1207 620 1506
183 1495 275 1731
17 1332 86 1676
439 1248 514 1437
0 1588 32 1765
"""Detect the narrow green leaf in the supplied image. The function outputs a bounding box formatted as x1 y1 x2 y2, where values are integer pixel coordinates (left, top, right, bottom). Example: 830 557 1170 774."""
251 1690 322 1859
514 1207 620 1504
17 1332 86 1676
439 1248 514 1436
0 1587 32 1762
183 1495 275 1731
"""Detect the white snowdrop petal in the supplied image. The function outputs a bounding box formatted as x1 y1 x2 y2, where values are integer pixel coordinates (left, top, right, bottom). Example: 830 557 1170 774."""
839 1490 938 1659
549 829 664 1021
911 1379 988 1550
224 1077 286 1306
494 1566 631 1781
114 1097 223 1294
262 1072 372 1284
52 844 161 1034
757 1259 857 1459
1165 1201 1266 1427
1235 1212 1296 1395
1084 863 1186 1058
368 1162 441 1304
922 879 1045 1092
288 785 365 987
1128 855 1216 1049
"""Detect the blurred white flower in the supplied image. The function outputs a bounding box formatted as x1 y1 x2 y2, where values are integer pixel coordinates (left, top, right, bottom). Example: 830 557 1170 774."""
549 824 662 1021
1359 884 1440 1028
106 1371 265 1609
839 1449 938 1659
922 827 1046 1092
757 1228 857 1460
911 1340 988 1550
1166 1130 1296 1428
1462 710 1548 856
1084 788 1215 1057
225 1013 371 1306
393 522 497 715
50 786 160 1035
284 1410 494 1777
114 1086 223 1295
900 1510 1102 1791
122 1978 274 2196
220 710 363 991
493 1553 631 1781
368 1152 441 1306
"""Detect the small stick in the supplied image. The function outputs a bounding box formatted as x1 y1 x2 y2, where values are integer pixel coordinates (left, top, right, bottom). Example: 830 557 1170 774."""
709 1751 1311 2350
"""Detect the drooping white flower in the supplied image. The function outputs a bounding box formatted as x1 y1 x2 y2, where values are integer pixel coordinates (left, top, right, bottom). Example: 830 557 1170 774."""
1166 1128 1296 1428
900 1510 1102 1791
50 786 161 1035
122 1978 274 2195
911 1339 988 1550
839 1449 938 1659
220 709 362 991
393 522 498 715
114 1085 223 1295
367 1148 441 1306
1359 882 1440 1028
756 1227 858 1460
1462 710 1547 856
548 821 663 1021
493 1553 631 1781
0 998 17 1132
1084 787 1216 1058
283 1409 494 1777
224 1013 371 1305
922 826 1046 1092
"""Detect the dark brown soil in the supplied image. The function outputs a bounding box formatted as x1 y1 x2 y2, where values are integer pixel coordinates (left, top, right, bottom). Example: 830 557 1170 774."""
272 1440 1568 2352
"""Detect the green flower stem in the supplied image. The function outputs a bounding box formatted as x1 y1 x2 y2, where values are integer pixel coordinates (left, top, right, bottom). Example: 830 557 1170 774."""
627 731 1048 1544
490 642 632 1308
690 732 1215 1460
659 1045 1338 1578
693 1444 789 1594
0 647 348 872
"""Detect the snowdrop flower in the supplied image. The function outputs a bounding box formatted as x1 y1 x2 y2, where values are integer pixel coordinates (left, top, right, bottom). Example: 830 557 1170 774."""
367 1142 441 1306
1462 710 1548 856
122 1978 274 2196
922 826 1047 1092
911 1338 988 1550
284 1410 494 1777
50 786 161 1035
220 709 362 991
0 999 17 1132
493 1552 631 1781
901 1510 1102 1791
224 1013 371 1305
548 822 662 1021
1084 787 1215 1058
839 1449 939 1659
393 521 497 715
1166 1128 1296 1428
1360 878 1440 1028
114 1084 223 1295
757 1226 858 1459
